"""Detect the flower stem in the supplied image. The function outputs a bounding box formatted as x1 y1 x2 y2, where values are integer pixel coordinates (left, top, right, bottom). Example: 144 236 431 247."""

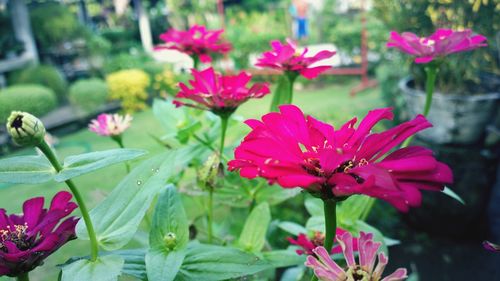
192 55 200 70
401 65 439 148
17 272 29 281
219 117 229 158
37 140 100 262
323 199 337 253
285 71 298 105
111 135 130 173
207 186 214 244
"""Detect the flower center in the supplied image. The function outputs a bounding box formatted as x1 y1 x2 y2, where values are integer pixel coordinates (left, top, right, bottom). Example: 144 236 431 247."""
346 266 373 281
302 157 368 184
10 115 24 130
311 232 325 247
0 223 31 251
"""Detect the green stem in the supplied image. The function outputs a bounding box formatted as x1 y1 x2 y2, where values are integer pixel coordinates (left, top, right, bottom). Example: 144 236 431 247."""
219 117 229 158
323 199 337 253
207 186 214 243
37 141 99 262
16 272 29 281
285 71 298 105
401 65 439 148
192 55 200 70
112 135 130 173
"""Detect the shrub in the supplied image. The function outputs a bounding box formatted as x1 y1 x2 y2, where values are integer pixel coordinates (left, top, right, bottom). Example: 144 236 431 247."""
106 69 150 113
10 65 68 99
0 85 57 122
69 79 108 113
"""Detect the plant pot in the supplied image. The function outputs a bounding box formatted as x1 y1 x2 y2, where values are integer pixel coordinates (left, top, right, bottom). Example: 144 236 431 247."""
399 77 500 145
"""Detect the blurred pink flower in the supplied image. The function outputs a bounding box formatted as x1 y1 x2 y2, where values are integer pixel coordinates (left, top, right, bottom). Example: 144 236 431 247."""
288 228 358 256
156 25 232 63
386 28 487 64
88 113 132 136
228 105 453 211
0 192 78 277
305 231 408 281
174 67 270 116
483 241 500 252
255 39 335 79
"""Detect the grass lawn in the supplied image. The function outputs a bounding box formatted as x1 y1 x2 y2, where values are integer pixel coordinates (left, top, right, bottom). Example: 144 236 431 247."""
0 79 385 280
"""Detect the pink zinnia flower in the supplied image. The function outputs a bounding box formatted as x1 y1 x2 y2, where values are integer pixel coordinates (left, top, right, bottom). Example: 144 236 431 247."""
88 113 132 137
288 229 358 256
156 24 232 63
228 105 453 211
255 39 336 79
305 231 408 281
174 67 270 116
0 192 78 277
483 241 500 252
386 28 487 64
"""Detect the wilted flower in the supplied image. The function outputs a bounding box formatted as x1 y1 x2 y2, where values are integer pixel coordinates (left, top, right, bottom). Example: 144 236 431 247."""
306 232 407 281
228 105 453 211
88 113 132 137
156 25 232 63
6 111 46 146
386 28 487 64
0 192 78 277
255 39 335 79
288 228 358 256
174 67 270 117
483 241 500 252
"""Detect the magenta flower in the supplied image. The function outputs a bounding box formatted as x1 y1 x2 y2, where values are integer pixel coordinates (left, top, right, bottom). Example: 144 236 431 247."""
483 241 500 252
88 113 132 137
156 25 232 63
305 231 408 281
228 105 453 211
386 28 487 64
288 228 358 256
174 67 270 116
255 39 336 79
0 192 78 277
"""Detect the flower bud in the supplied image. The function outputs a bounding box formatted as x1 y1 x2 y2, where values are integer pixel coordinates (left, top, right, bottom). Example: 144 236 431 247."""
6 111 46 146
163 232 177 250
197 153 222 190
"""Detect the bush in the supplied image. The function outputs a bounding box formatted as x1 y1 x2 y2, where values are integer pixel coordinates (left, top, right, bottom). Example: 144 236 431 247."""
106 69 150 113
10 65 68 99
69 78 108 113
0 85 57 122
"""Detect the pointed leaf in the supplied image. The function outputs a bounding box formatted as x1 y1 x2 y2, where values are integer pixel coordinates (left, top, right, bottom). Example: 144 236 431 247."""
238 202 271 252
262 250 305 268
55 149 147 182
443 186 466 205
0 155 55 184
278 221 308 236
255 185 301 206
305 198 324 217
61 255 124 281
146 249 186 281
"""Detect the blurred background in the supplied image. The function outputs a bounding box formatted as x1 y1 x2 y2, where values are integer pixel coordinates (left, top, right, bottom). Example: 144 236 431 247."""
0 0 499 280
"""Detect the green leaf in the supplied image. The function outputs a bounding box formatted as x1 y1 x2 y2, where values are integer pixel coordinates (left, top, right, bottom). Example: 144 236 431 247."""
177 243 270 280
114 249 147 281
55 149 146 182
304 198 324 216
255 185 301 206
0 155 55 184
278 221 308 236
305 216 324 232
153 98 184 139
262 250 305 268
443 186 466 205
270 75 292 112
61 255 124 281
238 202 271 252
146 249 186 281
76 151 177 251
149 185 189 250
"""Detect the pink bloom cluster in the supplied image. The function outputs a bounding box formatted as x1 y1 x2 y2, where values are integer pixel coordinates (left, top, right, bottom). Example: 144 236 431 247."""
0 192 77 277
157 25 232 63
228 105 453 211
256 39 335 79
89 113 132 137
387 28 487 64
288 228 358 256
174 67 270 115
305 231 407 281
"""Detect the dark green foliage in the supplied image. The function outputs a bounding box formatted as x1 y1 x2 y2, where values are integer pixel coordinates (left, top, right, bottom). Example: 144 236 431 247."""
376 56 408 125
0 85 57 122
10 65 68 99
68 78 108 113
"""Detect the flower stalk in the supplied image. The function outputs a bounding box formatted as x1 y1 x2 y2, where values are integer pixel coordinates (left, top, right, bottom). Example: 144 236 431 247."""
37 140 100 262
17 273 29 281
322 199 337 253
111 134 130 173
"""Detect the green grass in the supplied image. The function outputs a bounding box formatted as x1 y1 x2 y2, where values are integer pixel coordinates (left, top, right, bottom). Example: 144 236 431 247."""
0 80 384 280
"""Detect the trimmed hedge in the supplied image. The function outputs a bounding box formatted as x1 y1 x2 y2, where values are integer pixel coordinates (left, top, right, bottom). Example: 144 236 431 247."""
69 78 108 113
0 85 58 122
10 65 68 99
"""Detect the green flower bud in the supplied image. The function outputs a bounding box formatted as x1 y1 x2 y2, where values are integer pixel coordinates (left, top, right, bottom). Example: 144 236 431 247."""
163 232 177 250
197 153 223 190
6 111 46 146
